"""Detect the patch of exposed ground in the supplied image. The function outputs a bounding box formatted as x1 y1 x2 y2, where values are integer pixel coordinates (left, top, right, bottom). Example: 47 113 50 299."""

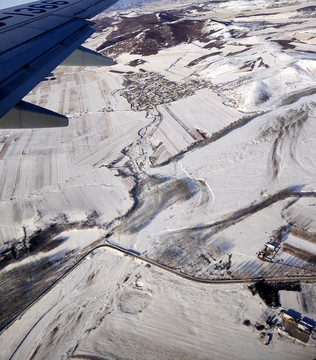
290 227 316 244
97 11 220 56
186 52 222 67
282 243 316 264
128 59 147 67
254 281 301 307
0 252 69 331
92 16 117 32
0 211 100 269
0 212 105 331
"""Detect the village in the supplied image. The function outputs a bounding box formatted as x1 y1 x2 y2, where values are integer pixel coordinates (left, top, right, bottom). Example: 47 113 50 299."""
120 70 211 111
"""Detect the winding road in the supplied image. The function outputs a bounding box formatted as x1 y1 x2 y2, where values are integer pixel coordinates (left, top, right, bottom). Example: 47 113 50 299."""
1 238 315 336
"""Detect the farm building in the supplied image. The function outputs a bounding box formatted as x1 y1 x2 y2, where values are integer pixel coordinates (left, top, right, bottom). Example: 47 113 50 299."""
257 241 280 262
281 310 314 343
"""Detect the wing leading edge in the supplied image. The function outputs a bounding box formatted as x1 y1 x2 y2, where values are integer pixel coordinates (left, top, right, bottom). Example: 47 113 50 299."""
0 0 119 128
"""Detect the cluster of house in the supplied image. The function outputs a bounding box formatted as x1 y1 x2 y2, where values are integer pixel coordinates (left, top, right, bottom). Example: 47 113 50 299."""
121 71 210 111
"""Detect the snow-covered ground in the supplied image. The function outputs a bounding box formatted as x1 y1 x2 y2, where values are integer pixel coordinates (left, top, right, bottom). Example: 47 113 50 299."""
0 0 315 358
1 249 316 360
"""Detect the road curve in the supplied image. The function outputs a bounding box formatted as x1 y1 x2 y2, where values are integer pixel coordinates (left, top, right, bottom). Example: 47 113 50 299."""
106 241 316 284
1 240 315 335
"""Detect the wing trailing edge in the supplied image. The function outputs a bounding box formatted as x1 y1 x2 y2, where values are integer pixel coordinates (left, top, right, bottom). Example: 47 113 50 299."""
0 19 94 121
61 46 115 66
0 0 119 128
0 101 68 129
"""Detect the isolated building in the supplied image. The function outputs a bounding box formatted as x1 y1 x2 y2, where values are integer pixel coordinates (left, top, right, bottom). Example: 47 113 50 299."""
281 310 314 343
257 241 280 262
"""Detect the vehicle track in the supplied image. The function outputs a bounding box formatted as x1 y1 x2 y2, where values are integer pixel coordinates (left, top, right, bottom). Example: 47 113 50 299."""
269 105 310 181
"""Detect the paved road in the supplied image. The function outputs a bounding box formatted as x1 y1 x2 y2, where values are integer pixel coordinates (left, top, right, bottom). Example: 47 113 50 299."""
1 241 315 335
105 241 316 284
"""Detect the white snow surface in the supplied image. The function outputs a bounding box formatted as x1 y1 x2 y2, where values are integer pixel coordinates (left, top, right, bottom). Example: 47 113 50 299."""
0 0 316 359
1 249 316 360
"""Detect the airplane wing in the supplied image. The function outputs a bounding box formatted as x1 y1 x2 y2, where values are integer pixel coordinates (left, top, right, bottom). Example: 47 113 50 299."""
0 0 119 128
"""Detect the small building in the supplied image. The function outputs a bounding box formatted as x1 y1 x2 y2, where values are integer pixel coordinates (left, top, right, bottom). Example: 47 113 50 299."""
257 241 280 262
260 332 271 346
298 320 313 335
283 312 296 322
281 310 314 343
266 242 279 250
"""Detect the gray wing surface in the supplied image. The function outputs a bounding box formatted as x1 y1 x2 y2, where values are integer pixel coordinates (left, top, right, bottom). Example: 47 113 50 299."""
0 0 119 128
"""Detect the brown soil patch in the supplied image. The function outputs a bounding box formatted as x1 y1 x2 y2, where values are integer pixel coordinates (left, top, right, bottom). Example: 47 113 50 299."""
282 243 316 264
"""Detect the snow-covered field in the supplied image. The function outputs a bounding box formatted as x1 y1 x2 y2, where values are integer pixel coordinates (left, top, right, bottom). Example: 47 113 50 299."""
0 0 315 358
1 249 316 360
